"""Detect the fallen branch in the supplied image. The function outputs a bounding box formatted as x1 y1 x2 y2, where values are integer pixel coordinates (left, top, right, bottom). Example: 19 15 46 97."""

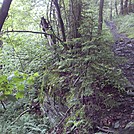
10 102 39 125
10 108 31 125
96 126 115 133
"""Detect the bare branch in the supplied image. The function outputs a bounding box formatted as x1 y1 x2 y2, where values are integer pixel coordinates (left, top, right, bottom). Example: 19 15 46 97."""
50 105 74 134
2 30 63 42
10 102 40 125
2 30 50 35
10 108 31 125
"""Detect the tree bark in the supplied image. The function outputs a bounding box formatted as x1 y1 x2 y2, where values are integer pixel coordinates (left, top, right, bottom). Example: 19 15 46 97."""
120 0 124 15
0 0 13 32
115 0 118 16
98 0 104 35
68 0 82 39
128 0 133 12
124 0 128 8
52 0 66 42
124 0 129 14
110 0 113 20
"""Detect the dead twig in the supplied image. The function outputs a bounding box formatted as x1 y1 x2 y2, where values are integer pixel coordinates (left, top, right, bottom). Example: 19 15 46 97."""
96 126 115 133
10 102 39 125
50 105 74 134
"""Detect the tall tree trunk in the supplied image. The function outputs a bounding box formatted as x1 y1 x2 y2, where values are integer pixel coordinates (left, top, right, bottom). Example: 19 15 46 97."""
124 0 129 14
0 0 13 32
0 0 13 69
124 0 128 8
115 0 118 16
120 0 124 15
128 0 132 12
68 0 82 39
98 0 104 35
52 0 66 42
110 0 113 20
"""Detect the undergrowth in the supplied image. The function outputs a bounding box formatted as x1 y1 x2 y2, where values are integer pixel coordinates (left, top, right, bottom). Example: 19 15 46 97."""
0 4 131 133
114 13 134 38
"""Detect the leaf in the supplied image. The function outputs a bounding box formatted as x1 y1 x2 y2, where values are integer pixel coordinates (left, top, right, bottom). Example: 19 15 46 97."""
17 84 25 90
4 90 12 95
27 76 34 84
14 70 19 76
16 92 24 99
74 120 83 127
66 120 74 127
0 75 7 83
33 72 39 77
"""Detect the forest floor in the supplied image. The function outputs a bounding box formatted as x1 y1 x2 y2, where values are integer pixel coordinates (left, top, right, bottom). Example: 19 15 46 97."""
94 21 134 134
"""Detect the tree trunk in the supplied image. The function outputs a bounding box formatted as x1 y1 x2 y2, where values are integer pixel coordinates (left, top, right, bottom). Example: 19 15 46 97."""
52 0 66 42
68 0 82 39
0 0 13 32
115 0 118 16
110 0 113 20
98 0 104 35
120 0 124 15
124 0 129 14
124 0 128 8
128 0 133 12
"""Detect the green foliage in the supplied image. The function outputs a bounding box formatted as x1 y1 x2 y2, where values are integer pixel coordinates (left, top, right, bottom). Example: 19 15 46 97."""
115 13 134 38
0 0 131 133
0 71 39 101
79 1 99 41
0 102 50 134
50 37 127 133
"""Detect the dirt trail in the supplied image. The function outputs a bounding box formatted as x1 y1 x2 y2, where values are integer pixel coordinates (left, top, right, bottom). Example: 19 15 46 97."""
93 21 134 134
104 20 131 42
105 20 134 90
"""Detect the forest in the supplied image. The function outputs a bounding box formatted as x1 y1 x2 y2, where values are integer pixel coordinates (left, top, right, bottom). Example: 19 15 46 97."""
0 0 134 133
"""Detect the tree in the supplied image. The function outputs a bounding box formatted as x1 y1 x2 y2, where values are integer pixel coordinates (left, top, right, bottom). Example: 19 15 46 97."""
0 0 13 31
98 0 104 35
115 0 119 16
110 0 113 20
52 0 66 42
120 0 124 15
128 0 133 13
124 0 129 14
68 0 82 39
124 0 128 8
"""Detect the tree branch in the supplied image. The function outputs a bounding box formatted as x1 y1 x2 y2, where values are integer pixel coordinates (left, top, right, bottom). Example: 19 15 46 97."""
10 108 31 125
2 30 63 42
50 105 74 134
10 102 40 125
2 30 50 35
